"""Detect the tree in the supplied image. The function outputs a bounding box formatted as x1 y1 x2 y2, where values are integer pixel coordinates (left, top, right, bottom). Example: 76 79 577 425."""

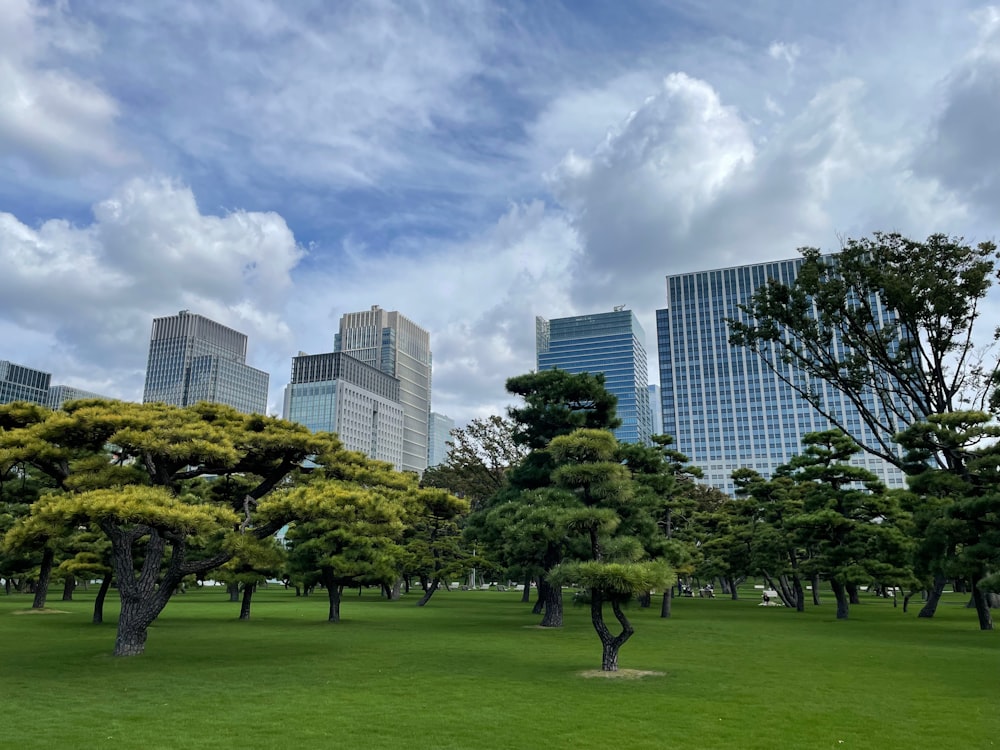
896 412 1000 630
2 400 341 655
729 233 999 470
420 415 527 509
781 431 912 620
547 429 670 671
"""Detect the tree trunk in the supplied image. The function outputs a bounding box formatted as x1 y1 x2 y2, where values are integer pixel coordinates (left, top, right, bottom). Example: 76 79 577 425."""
32 547 55 609
660 588 672 618
387 579 402 601
417 578 441 607
811 574 821 606
792 573 805 612
591 590 634 672
532 578 547 615
918 574 947 618
327 584 344 622
726 576 739 600
239 583 255 620
971 580 995 631
638 590 651 608
227 582 240 602
847 582 860 605
93 574 112 624
540 579 563 627
4 577 10 595
521 575 531 603
61 574 75 601
830 579 850 620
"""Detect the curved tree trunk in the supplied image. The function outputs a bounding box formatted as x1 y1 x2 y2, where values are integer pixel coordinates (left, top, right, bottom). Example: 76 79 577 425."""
32 547 55 610
61 574 76 601
239 583 255 620
416 577 440 607
532 578 547 615
793 574 805 612
830 579 850 620
520 575 531 603
660 588 672 618
918 574 947 618
591 591 634 672
93 574 112 624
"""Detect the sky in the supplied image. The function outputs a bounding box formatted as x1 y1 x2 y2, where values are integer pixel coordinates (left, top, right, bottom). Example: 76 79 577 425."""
2 0 998 425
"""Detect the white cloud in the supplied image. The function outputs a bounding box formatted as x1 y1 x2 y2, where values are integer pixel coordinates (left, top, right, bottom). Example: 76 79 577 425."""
0 0 129 174
0 177 304 404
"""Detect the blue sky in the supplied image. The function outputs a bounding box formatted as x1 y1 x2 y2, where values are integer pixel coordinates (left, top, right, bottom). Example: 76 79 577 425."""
2 0 998 423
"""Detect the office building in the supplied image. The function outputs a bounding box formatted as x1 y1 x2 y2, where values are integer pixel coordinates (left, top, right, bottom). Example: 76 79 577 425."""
648 384 662 436
283 351 404 470
142 310 268 415
335 306 431 474
535 309 653 445
47 385 110 409
656 257 909 495
427 411 455 468
0 360 51 405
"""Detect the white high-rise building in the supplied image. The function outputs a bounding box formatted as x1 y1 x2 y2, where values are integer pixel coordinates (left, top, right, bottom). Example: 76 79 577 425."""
335 306 431 474
283 351 404 470
427 411 455 468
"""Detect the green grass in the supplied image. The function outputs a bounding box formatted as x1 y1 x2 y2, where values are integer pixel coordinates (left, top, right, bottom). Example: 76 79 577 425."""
1 586 998 749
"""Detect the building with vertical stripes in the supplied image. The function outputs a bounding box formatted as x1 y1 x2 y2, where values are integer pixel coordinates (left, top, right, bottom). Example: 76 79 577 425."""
656 258 909 495
427 411 455 468
142 310 268 415
282 351 404 470
0 360 51 405
535 309 653 445
334 305 431 474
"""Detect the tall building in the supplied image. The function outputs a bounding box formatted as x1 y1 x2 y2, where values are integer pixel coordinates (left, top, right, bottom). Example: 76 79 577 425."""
334 306 431 474
535 309 653 445
142 310 268 415
648 384 663 436
427 411 455 468
283 351 404 470
47 385 110 409
0 360 51 405
656 257 909 495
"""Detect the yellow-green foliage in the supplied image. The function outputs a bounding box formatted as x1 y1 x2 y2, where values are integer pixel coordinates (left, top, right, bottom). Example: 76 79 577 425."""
553 560 672 595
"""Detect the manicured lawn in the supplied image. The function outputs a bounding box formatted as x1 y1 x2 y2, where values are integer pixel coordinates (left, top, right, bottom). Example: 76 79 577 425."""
1 586 997 749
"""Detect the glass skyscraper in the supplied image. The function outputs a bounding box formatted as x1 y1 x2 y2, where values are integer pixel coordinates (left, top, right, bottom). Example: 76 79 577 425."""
334 305 431 474
283 351 404 470
143 310 268 415
0 360 51 405
535 309 653 445
427 411 455 468
656 258 909 495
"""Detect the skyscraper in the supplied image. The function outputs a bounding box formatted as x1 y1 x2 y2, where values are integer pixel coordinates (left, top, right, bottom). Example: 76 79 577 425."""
142 310 268 415
427 411 455 468
0 360 51 405
334 305 431 474
535 309 653 445
656 257 909 494
283 351 405 470
46 385 110 409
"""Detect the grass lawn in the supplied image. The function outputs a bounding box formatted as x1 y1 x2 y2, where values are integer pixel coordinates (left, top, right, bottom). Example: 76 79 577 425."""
1 586 998 749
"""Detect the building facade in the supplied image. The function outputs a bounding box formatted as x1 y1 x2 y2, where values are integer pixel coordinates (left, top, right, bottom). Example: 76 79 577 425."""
142 310 268 414
535 309 653 445
282 351 404 470
648 384 663 436
334 305 431 474
46 385 110 409
427 411 455 468
656 257 909 495
0 360 51 405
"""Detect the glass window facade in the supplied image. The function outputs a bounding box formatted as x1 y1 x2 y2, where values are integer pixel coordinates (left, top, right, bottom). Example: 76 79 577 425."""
142 310 268 414
283 351 404 470
0 360 51 405
536 310 653 445
656 258 910 495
